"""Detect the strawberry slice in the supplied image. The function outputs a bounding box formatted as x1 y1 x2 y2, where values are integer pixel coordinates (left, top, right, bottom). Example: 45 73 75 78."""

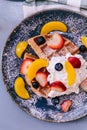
68 57 81 68
50 81 66 92
47 33 64 50
61 100 72 112
36 71 48 87
20 58 33 75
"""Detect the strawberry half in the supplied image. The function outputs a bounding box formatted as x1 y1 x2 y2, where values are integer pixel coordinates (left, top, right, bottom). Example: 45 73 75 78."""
20 58 33 75
36 71 48 87
47 33 64 50
50 81 66 92
68 57 81 68
61 100 72 112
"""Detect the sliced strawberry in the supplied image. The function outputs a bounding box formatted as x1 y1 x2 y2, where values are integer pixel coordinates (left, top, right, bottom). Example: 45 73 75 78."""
61 100 72 112
36 71 48 87
68 57 81 68
50 81 66 92
80 78 87 92
47 33 64 50
20 58 33 75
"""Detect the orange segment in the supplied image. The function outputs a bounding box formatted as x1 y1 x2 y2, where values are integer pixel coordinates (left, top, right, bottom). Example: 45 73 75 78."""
40 21 67 35
26 58 48 81
81 36 87 48
16 41 28 58
14 77 30 99
65 61 76 86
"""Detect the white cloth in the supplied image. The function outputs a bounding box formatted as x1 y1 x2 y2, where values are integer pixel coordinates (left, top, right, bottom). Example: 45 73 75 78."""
23 0 87 18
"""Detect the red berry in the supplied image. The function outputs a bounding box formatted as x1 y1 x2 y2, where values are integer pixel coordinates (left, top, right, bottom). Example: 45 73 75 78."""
68 57 81 68
47 33 64 50
61 100 72 112
20 58 33 75
36 71 48 87
50 81 66 92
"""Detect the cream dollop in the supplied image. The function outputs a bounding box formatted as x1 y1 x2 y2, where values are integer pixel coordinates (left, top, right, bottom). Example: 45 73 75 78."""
47 53 87 97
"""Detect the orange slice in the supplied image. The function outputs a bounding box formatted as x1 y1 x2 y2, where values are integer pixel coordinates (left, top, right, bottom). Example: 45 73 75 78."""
27 58 48 81
65 61 76 86
40 21 67 35
16 41 28 58
81 36 87 48
14 77 30 99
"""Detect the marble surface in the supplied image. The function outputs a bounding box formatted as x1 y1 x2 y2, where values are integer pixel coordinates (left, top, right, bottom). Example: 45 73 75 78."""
0 0 87 130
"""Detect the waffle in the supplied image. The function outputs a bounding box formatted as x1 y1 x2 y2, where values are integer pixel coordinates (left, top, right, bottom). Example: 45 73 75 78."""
24 52 50 98
25 75 50 98
26 33 79 98
28 34 79 61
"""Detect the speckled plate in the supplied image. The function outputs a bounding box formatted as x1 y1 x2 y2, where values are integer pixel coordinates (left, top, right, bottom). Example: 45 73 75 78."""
2 9 87 122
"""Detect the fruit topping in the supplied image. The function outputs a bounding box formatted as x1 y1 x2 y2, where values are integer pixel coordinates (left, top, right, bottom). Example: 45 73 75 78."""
34 36 46 45
68 57 81 68
81 36 87 48
65 61 76 86
46 33 64 50
14 77 30 99
27 58 48 81
32 81 40 89
80 78 87 92
50 81 66 92
55 63 63 71
36 97 47 107
79 45 87 52
15 41 28 58
40 21 67 35
61 100 72 112
20 58 33 75
51 96 59 105
36 71 48 87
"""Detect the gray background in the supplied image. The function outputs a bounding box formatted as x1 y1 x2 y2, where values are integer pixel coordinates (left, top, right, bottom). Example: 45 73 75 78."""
0 0 87 130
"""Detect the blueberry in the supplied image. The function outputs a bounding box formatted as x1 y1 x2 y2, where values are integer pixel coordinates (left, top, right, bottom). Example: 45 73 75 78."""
32 81 39 89
38 97 47 104
34 36 46 45
51 97 59 105
55 63 63 71
79 45 87 52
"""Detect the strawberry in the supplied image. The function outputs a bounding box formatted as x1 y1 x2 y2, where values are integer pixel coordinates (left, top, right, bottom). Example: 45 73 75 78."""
20 58 33 75
80 78 87 92
36 71 48 87
47 33 64 50
61 100 72 112
50 81 66 92
68 57 81 68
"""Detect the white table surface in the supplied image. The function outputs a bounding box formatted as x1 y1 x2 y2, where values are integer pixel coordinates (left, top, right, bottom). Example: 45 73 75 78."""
0 0 87 130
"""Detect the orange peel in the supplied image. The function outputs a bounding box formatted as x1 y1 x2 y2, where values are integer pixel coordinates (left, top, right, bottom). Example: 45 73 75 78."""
16 41 28 58
65 61 76 86
27 58 48 81
40 21 67 35
14 77 30 99
81 36 87 48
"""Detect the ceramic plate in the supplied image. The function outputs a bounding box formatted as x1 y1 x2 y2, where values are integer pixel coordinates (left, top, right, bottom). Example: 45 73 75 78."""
2 9 87 122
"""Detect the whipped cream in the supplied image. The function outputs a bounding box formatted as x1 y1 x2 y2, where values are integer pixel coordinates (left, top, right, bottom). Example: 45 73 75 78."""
47 53 87 98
